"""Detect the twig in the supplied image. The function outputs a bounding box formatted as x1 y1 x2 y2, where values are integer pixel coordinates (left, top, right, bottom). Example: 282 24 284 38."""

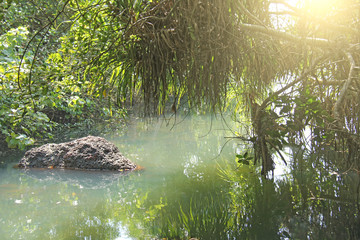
17 0 72 89
266 139 287 166
237 2 267 27
333 51 356 127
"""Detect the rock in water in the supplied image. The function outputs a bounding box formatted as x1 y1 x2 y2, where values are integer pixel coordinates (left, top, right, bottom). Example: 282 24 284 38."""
18 136 136 171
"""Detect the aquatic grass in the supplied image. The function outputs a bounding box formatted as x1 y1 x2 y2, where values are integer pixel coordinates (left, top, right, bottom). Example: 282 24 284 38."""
148 189 234 239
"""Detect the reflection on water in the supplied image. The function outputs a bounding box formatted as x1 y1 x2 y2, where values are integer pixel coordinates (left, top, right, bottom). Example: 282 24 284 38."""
0 114 359 239
21 168 134 189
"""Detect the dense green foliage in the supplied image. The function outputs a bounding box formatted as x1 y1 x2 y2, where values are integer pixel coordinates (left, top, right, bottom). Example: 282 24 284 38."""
0 1 126 150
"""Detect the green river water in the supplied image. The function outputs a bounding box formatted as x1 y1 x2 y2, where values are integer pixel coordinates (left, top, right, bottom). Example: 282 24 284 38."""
0 114 359 239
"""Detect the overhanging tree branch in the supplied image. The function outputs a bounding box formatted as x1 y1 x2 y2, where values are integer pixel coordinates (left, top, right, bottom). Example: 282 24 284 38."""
239 23 332 48
260 56 326 110
334 51 357 126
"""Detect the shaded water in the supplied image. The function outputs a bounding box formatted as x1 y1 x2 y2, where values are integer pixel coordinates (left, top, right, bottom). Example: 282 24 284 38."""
0 114 359 239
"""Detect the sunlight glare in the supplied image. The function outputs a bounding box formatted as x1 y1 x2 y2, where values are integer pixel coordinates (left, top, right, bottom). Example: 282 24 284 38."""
289 0 342 18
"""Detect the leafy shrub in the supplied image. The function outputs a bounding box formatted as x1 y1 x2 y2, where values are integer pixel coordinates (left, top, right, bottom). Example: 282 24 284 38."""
0 26 125 150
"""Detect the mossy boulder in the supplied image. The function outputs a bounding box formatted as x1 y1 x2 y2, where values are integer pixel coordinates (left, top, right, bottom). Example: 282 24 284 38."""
18 136 136 171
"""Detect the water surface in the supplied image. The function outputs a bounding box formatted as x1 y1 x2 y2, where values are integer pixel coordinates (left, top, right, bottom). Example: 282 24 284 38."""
0 114 359 239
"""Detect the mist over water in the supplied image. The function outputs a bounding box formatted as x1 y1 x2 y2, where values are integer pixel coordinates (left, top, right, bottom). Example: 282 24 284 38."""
0 114 237 239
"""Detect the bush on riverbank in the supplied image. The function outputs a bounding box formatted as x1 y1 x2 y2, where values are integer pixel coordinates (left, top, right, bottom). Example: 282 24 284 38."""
0 27 126 151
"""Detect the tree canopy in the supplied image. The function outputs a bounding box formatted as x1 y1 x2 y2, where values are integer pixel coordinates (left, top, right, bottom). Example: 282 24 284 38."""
2 0 360 176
